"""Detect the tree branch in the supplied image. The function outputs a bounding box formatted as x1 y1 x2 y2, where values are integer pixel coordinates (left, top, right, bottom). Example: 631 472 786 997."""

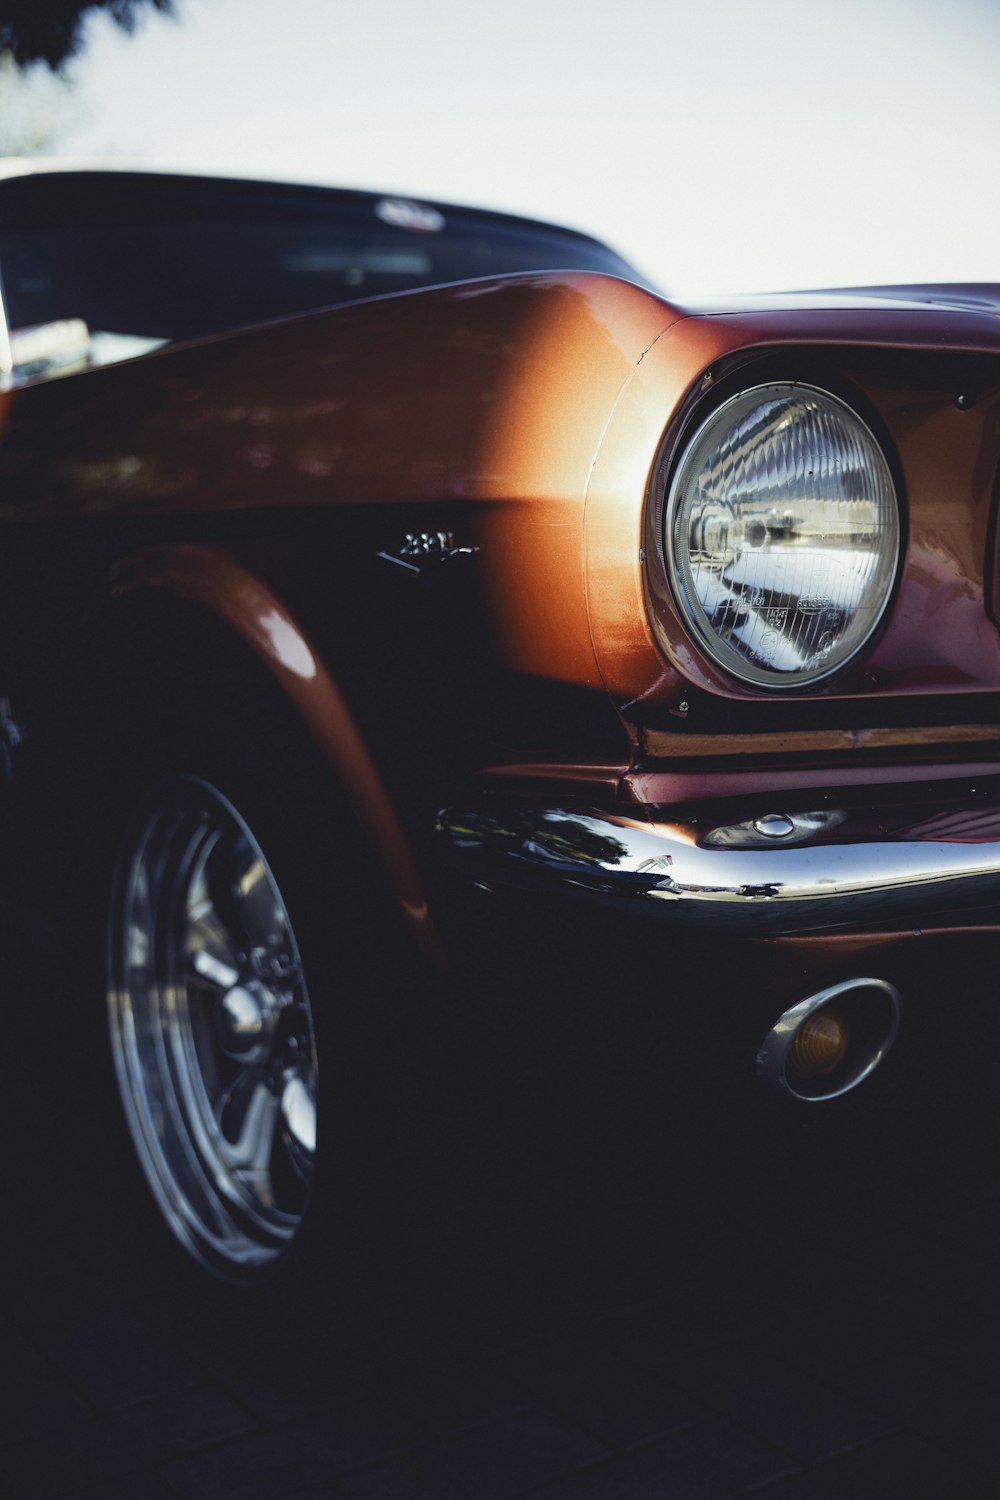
0 1 175 71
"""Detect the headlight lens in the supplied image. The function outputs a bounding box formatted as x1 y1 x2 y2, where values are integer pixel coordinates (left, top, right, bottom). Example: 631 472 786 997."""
664 383 899 688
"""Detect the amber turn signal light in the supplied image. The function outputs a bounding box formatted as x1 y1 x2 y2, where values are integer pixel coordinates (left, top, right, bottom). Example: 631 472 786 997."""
785 1006 848 1081
758 979 901 1101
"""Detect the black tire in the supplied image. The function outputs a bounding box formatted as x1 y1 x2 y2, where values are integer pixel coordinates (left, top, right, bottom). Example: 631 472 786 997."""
87 673 441 1367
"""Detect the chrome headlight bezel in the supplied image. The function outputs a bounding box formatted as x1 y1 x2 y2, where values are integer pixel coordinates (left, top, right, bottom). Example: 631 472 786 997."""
657 380 902 692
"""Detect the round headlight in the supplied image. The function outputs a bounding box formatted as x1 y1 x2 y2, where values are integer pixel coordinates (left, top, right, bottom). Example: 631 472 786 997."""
664 383 899 689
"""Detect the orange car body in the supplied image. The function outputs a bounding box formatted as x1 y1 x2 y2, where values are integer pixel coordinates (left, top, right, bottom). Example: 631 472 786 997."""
3 168 1000 1102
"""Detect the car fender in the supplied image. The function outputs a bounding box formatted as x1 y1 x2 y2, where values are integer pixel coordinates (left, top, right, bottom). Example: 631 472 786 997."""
104 541 443 965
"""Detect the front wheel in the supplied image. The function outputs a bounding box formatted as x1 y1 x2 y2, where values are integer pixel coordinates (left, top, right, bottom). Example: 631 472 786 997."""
107 773 320 1284
89 679 440 1360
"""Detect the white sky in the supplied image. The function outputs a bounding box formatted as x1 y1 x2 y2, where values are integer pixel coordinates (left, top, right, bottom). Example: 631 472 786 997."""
45 0 1000 298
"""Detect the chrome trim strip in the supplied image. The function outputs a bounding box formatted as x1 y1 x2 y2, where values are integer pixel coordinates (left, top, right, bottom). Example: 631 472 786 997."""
437 799 1000 934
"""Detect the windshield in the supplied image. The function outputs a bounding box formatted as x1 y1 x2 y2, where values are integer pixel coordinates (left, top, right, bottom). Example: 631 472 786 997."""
0 172 647 353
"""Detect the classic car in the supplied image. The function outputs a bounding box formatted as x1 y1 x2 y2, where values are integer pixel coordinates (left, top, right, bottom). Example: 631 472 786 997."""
2 162 1000 1307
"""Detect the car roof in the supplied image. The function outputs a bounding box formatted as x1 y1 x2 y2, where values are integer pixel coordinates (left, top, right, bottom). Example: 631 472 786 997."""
0 159 615 252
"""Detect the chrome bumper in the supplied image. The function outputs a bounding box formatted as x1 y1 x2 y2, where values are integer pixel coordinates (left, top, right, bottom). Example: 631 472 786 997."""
436 789 1000 935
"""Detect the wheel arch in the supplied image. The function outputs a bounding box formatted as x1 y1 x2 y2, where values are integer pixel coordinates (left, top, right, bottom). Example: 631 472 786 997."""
84 542 443 966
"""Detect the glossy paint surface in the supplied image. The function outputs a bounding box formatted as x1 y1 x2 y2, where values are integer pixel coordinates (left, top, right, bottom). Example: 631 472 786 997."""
0 272 676 690
3 269 1000 764
108 544 442 962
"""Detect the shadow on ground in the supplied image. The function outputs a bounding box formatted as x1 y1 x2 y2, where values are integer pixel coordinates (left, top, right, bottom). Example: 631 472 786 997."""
3 925 1000 1499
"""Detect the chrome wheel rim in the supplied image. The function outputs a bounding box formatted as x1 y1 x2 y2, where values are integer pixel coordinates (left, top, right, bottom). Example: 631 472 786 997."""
107 775 318 1282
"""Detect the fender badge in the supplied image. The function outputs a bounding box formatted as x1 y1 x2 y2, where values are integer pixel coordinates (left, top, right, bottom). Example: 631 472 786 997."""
378 531 478 581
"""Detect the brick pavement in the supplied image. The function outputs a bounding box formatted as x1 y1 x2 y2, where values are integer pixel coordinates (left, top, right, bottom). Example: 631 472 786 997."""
3 1043 1000 1498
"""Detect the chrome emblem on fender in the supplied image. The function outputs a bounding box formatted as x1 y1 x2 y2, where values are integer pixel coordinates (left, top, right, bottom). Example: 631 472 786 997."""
377 530 478 580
